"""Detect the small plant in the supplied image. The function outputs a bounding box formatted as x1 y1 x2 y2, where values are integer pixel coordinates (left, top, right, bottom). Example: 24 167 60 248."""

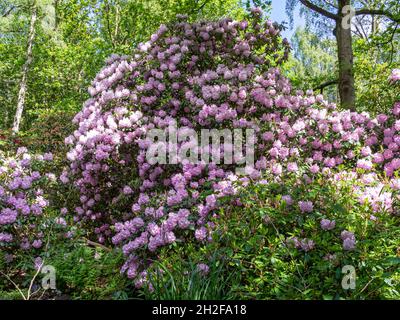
141 251 241 300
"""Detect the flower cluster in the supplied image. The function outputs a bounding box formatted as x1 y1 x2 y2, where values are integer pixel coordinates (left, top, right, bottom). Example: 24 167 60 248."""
286 237 315 252
389 69 400 84
0 149 54 263
341 230 356 251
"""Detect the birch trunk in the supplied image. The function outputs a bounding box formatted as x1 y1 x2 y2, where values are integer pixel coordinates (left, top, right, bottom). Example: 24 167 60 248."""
12 1 38 133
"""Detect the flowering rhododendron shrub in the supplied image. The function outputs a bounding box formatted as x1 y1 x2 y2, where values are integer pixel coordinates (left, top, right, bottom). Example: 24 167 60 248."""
183 170 400 299
0 148 56 265
64 9 291 283
65 7 400 285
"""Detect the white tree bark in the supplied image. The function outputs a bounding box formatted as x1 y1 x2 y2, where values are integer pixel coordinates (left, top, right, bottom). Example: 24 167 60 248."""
12 1 38 133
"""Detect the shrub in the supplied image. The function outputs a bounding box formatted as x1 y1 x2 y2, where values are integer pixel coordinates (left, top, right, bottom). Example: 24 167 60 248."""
0 130 27 153
167 171 400 299
0 148 75 298
64 8 292 284
0 149 53 262
64 6 400 288
24 110 76 156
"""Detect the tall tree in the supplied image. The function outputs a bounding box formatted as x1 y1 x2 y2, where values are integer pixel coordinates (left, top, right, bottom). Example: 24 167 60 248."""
12 0 37 133
286 0 400 110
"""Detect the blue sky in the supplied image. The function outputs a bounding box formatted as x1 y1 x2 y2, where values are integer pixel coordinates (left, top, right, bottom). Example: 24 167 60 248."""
270 0 304 40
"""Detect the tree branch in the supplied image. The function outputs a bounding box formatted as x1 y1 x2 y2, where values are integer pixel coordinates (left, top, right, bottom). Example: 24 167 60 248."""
299 0 339 20
355 9 400 23
313 79 338 93
191 0 210 14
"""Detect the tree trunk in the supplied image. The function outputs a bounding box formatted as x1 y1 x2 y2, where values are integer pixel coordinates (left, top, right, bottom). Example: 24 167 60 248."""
336 0 356 111
54 0 59 31
12 1 38 133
